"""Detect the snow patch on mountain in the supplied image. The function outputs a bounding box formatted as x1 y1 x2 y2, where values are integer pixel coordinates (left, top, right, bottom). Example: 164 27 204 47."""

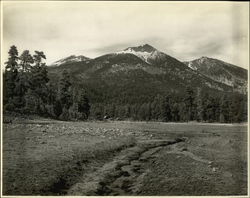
116 50 152 64
187 62 198 70
116 44 167 64
51 55 90 66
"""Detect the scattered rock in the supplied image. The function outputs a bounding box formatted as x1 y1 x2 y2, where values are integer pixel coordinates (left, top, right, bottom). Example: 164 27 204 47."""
181 148 188 151
212 167 218 172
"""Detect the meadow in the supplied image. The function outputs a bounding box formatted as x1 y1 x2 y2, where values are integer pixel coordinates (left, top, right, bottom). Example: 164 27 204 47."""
2 119 248 195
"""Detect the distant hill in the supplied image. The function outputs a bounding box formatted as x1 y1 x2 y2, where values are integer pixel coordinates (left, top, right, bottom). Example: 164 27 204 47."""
183 57 247 94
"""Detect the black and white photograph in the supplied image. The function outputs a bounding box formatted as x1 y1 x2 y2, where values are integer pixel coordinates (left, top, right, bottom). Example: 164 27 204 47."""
1 1 249 196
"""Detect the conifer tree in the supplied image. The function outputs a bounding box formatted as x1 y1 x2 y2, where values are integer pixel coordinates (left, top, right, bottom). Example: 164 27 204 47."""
196 88 203 121
58 70 72 109
184 86 195 121
19 50 34 72
78 90 90 120
162 95 172 122
5 45 19 72
14 50 33 109
28 51 49 113
4 45 19 110
219 95 230 123
171 102 179 121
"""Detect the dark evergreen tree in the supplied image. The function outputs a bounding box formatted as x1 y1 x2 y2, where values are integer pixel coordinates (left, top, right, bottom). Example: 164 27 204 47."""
171 102 179 121
4 45 19 110
138 103 151 121
19 50 34 72
24 89 37 113
78 91 90 120
54 100 62 118
219 95 230 123
196 88 203 121
151 95 163 120
28 51 49 113
162 95 172 122
13 72 29 109
5 45 19 72
184 86 195 121
229 94 244 123
179 102 188 122
205 96 216 122
58 70 72 109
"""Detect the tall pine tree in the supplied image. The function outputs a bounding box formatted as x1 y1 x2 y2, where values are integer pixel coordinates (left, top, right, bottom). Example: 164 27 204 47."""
184 86 195 121
78 90 90 120
4 45 19 110
27 51 49 113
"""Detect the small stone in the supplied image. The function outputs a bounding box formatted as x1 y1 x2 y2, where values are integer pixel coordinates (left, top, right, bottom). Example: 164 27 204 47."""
181 148 188 151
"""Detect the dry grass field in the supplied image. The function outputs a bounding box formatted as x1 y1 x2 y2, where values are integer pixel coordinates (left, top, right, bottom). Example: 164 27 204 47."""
2 118 248 196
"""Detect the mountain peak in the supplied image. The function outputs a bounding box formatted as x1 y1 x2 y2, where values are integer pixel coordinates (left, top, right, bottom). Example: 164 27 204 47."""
124 44 156 53
200 56 209 59
116 44 169 64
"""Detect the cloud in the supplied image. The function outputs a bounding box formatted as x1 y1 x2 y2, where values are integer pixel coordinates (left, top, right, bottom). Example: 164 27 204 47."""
2 1 249 69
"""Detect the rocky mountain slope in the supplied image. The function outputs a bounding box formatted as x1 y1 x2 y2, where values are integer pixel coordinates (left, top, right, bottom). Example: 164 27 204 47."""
48 44 247 103
183 57 247 94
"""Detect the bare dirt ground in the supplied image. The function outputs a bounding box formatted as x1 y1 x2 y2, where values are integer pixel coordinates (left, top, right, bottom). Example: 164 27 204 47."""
2 119 248 196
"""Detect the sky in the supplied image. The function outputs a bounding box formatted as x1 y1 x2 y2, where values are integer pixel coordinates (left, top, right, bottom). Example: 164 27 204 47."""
2 1 249 69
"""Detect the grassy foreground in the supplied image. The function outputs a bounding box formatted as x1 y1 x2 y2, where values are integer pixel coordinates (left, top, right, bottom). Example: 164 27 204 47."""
2 119 248 195
3 119 136 195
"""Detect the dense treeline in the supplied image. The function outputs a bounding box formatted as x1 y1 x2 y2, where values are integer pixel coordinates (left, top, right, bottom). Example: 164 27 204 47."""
89 87 247 123
3 46 247 123
3 46 90 121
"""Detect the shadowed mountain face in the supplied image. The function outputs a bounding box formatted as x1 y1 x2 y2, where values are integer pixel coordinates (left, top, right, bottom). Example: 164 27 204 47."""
184 57 248 94
48 44 247 101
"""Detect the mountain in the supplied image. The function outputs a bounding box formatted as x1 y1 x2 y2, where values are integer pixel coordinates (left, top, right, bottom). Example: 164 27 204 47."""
183 57 248 94
116 44 173 65
48 44 239 105
50 55 91 67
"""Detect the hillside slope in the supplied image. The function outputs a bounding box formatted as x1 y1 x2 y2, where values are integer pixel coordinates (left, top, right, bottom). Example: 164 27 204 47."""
184 57 247 94
49 45 235 99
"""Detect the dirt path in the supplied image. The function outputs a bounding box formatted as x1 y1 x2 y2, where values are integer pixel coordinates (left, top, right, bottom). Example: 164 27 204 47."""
68 138 186 195
67 133 247 196
3 121 247 196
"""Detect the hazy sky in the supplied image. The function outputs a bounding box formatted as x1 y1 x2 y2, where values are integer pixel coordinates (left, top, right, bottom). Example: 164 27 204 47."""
2 1 249 69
